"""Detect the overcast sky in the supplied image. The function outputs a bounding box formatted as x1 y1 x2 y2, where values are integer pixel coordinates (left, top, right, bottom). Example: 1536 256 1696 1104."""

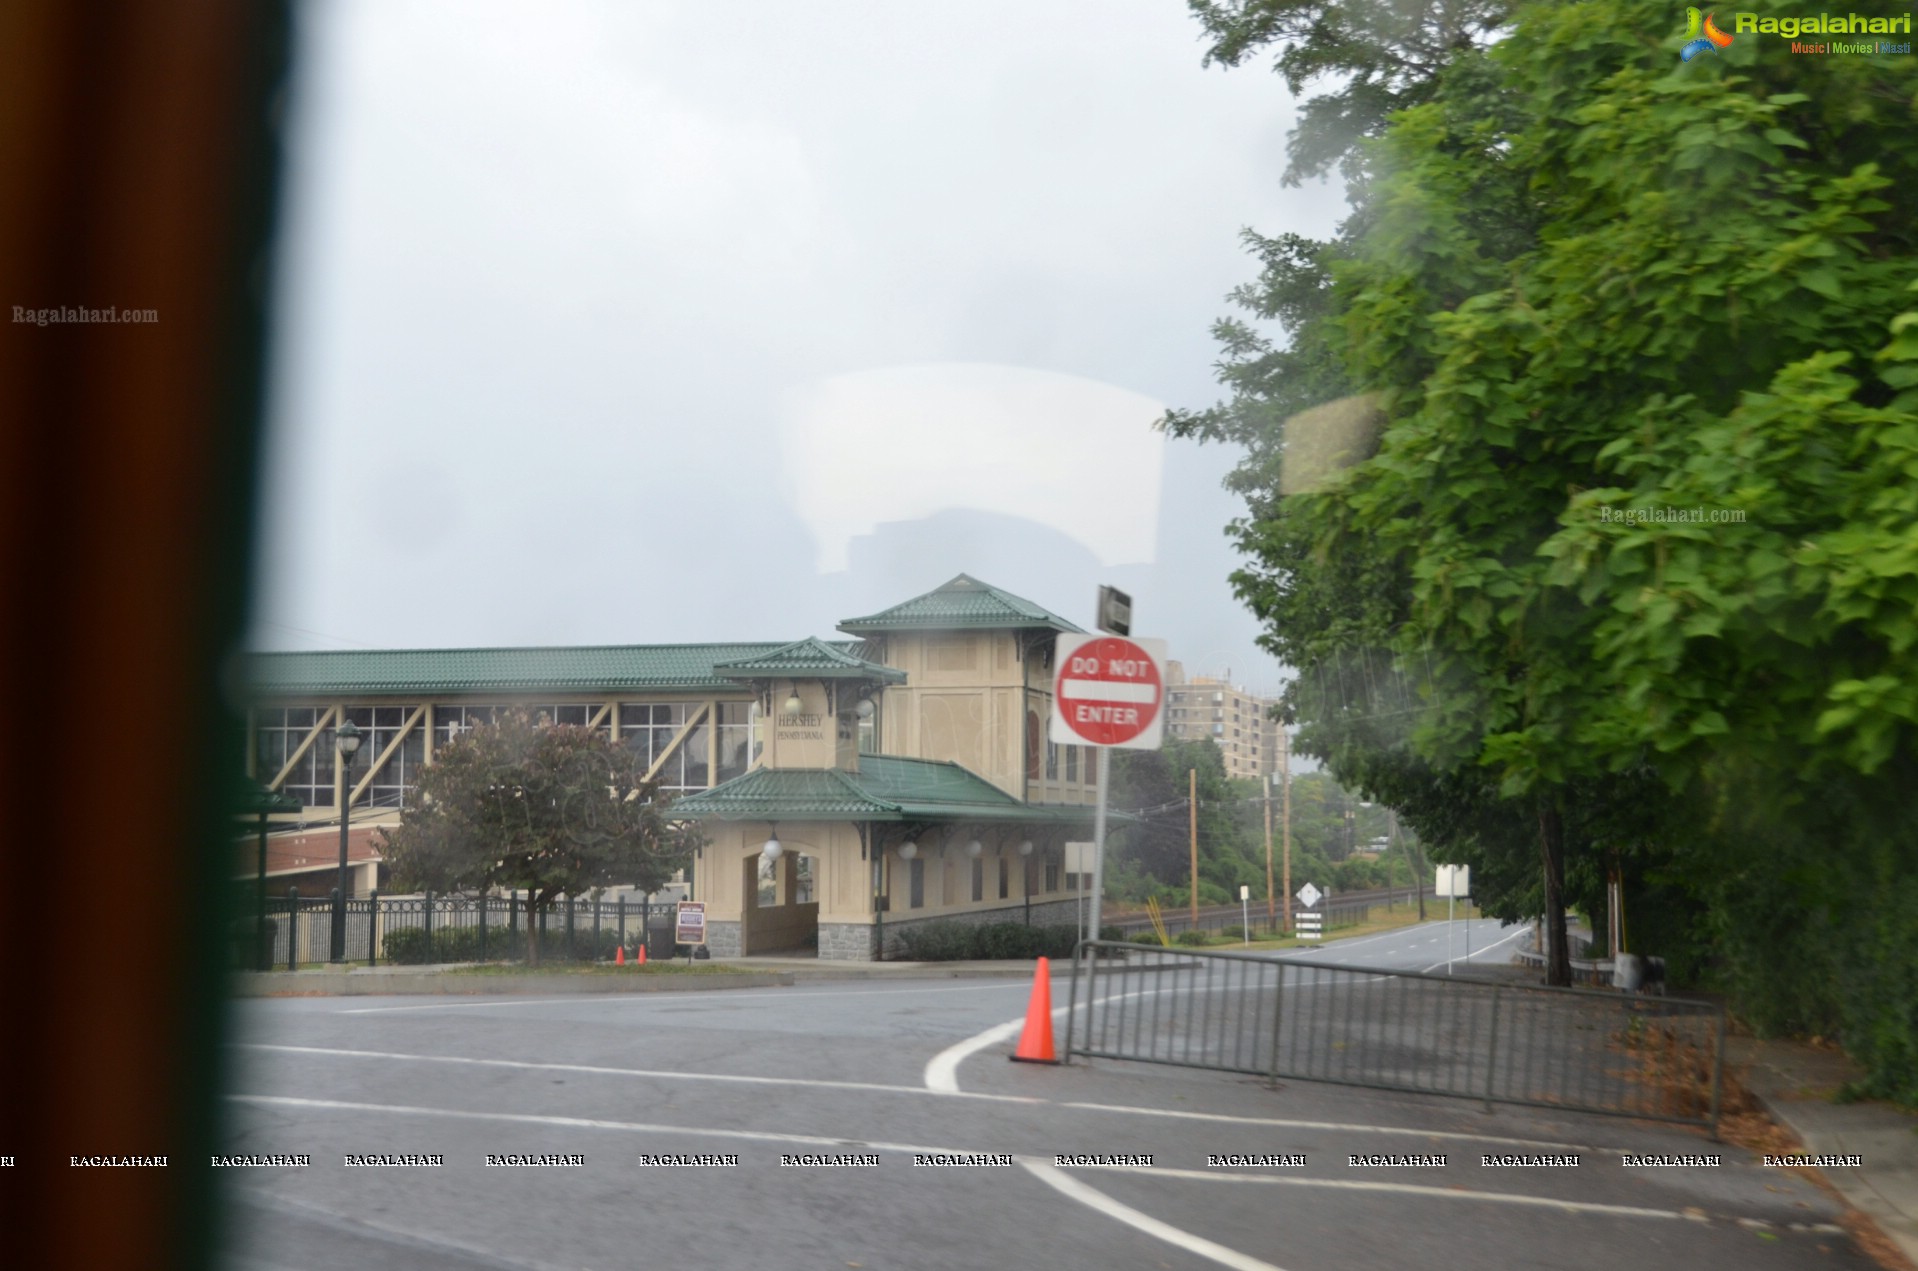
252 0 1344 696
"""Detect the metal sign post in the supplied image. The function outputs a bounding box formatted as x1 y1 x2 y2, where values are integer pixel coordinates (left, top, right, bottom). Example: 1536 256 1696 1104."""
1053 621 1167 951
1239 884 1250 945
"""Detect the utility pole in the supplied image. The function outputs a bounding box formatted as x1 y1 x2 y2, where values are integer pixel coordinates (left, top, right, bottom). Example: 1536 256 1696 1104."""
1262 773 1275 929
1280 726 1292 936
1188 767 1199 926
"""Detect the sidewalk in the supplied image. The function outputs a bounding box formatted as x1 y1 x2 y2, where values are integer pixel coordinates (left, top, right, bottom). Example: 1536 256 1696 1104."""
1727 1033 1918 1267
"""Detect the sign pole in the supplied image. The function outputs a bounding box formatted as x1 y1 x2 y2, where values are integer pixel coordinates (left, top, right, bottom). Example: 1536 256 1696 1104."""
1089 748 1109 945
1263 774 1275 931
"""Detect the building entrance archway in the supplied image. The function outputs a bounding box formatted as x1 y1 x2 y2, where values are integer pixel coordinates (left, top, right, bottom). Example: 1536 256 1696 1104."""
740 848 819 955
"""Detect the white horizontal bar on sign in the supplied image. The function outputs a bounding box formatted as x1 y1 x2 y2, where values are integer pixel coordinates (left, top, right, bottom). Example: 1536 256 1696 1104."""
1059 680 1160 704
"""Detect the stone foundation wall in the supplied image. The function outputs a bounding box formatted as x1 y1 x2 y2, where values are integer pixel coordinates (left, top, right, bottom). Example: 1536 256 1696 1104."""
818 922 877 961
877 898 1088 959
704 920 741 958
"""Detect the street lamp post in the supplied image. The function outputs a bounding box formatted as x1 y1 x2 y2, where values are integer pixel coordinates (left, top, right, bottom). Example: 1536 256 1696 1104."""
330 719 362 964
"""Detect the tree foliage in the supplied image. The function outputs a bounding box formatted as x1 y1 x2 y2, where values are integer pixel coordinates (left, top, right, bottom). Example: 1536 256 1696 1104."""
1174 0 1918 1096
375 710 701 963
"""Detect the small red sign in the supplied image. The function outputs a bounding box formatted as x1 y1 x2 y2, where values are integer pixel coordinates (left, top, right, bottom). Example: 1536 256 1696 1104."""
1052 635 1165 748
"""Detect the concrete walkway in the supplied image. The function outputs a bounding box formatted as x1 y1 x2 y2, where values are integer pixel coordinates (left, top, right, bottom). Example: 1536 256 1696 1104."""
1726 1033 1918 1267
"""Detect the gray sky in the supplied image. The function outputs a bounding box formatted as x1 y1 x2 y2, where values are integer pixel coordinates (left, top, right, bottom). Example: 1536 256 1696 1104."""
253 0 1343 696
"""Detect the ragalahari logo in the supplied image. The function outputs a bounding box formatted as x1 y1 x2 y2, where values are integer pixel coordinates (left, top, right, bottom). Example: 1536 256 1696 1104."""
1681 7 1737 58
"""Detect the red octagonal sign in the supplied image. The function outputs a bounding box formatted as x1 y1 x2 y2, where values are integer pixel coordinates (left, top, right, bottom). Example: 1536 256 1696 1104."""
1051 634 1167 750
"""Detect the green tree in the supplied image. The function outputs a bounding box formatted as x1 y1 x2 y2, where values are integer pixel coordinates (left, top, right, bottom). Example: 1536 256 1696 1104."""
375 710 701 964
1174 0 1918 1091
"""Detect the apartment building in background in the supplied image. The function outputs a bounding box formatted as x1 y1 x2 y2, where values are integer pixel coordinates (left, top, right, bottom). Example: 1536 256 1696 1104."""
1162 660 1283 780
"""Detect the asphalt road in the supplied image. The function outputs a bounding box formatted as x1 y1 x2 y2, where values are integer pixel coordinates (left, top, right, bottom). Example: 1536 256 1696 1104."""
218 921 1873 1271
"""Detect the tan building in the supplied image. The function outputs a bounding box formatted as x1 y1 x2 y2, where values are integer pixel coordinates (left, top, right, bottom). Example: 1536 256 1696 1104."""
242 574 1123 960
1161 660 1282 780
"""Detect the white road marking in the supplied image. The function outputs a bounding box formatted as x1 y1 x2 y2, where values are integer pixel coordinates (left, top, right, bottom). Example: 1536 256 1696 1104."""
233 1042 1621 1154
1019 1158 1288 1271
339 982 1022 1014
1421 924 1529 974
228 1093 956 1156
1140 1168 1693 1219
236 1042 1043 1104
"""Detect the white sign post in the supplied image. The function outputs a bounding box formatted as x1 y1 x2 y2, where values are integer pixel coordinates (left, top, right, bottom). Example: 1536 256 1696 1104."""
1052 630 1167 947
1239 884 1250 945
1436 865 1471 973
1294 882 1323 941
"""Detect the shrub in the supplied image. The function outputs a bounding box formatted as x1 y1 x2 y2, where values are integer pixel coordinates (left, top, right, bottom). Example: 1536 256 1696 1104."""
1175 930 1212 947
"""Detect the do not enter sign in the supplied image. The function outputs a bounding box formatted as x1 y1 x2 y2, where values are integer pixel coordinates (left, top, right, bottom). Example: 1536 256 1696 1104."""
1050 634 1167 750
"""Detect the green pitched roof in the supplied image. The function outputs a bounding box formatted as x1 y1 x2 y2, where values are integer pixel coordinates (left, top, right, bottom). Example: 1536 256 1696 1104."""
244 642 866 698
666 754 1128 825
713 637 906 683
837 574 1084 636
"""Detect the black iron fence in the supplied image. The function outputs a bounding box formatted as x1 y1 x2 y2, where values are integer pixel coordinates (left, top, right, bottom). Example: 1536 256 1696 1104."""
1063 942 1725 1130
243 891 683 970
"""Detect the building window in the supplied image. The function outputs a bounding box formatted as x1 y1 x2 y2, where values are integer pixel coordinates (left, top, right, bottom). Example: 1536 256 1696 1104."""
1045 858 1060 892
254 707 334 808
619 703 710 790
1045 739 1058 780
998 856 1009 899
1065 744 1078 783
716 701 758 783
909 858 925 909
343 705 423 810
971 859 984 902
1026 711 1041 781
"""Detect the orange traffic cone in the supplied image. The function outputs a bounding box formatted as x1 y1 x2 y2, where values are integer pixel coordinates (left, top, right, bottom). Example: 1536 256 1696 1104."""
1009 956 1059 1064
615 945 625 966
637 944 646 965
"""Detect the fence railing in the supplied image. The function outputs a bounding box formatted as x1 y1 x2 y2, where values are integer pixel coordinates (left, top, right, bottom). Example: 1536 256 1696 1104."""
241 891 682 970
1063 941 1725 1130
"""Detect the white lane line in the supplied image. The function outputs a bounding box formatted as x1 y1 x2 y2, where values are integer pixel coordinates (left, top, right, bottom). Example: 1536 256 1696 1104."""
1135 1168 1696 1220
925 1019 1026 1093
235 1043 1620 1154
228 1094 956 1156
1420 924 1529 974
236 1043 1043 1105
1019 1159 1288 1271
341 982 1023 1014
1056 1102 1619 1155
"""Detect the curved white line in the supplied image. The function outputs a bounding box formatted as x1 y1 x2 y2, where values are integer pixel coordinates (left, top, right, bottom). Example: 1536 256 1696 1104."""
238 1042 1620 1154
1018 1158 1288 1271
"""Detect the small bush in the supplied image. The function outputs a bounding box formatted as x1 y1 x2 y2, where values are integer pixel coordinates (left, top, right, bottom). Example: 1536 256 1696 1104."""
1175 930 1212 947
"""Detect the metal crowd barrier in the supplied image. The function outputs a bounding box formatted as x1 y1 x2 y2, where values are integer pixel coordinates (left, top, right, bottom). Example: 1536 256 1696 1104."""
1063 941 1725 1130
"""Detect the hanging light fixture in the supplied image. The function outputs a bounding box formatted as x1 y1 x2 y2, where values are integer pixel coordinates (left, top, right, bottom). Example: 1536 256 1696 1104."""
1018 840 1034 856
964 839 982 859
782 684 804 715
855 696 875 719
762 823 783 861
898 841 918 860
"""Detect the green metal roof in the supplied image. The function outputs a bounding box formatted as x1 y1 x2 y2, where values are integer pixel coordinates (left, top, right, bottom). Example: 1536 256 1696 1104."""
713 637 906 683
244 642 866 698
837 574 1084 636
666 754 1128 825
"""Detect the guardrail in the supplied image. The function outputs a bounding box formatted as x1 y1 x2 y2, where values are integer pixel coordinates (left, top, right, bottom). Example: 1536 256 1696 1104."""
1063 941 1725 1131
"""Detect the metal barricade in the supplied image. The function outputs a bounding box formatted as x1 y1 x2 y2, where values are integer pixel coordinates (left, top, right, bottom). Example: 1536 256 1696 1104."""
1064 941 1725 1130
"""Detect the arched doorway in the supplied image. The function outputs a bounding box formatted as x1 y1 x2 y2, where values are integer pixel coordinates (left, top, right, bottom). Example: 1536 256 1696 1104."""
740 847 819 955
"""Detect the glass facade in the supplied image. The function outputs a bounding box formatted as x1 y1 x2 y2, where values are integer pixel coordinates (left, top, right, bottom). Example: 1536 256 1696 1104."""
253 707 335 808
619 703 709 790
342 705 423 809
715 701 759 783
